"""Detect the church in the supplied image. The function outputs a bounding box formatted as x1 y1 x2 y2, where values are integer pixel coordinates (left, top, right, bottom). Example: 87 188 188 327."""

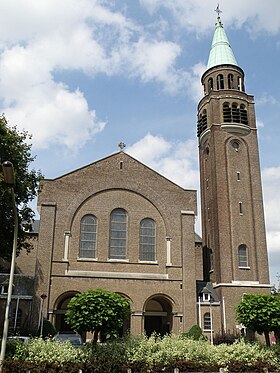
1 13 270 340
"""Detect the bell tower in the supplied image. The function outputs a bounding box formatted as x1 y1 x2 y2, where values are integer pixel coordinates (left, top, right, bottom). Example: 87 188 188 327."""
197 13 270 330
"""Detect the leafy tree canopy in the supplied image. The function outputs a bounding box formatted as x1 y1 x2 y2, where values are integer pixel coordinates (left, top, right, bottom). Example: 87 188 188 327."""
236 293 280 346
65 289 130 343
0 115 42 260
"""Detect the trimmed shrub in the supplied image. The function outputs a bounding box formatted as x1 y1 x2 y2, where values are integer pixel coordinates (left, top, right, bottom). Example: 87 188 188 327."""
89 339 128 372
3 334 280 372
42 319 57 338
214 332 239 345
181 324 207 341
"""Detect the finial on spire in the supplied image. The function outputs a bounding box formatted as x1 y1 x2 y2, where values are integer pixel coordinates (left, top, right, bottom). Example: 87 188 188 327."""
118 142 126 152
215 4 222 18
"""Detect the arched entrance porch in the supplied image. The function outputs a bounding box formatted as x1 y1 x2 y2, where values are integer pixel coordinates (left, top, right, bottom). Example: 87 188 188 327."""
53 291 79 333
143 295 173 337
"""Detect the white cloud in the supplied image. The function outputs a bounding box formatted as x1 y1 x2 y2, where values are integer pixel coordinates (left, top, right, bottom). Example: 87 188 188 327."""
256 93 279 106
0 0 203 150
1 0 280 152
263 167 280 233
127 133 199 190
256 120 265 129
262 166 280 283
139 0 280 35
5 84 105 150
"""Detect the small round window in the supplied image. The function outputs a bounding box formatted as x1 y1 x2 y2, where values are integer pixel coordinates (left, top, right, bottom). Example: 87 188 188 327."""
231 141 240 151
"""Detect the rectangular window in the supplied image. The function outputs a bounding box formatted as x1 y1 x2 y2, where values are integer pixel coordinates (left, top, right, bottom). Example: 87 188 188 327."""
239 202 243 214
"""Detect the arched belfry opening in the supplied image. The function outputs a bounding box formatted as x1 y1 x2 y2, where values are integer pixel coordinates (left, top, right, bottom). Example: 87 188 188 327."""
143 295 173 337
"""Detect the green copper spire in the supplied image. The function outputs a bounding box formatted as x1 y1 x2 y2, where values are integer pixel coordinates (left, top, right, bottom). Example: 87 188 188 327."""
207 15 238 69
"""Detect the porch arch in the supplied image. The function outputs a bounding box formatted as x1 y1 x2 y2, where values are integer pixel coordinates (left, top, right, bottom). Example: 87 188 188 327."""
143 295 173 336
53 291 79 333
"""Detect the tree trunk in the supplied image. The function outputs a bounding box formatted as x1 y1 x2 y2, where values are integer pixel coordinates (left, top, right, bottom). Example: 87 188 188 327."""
93 330 99 345
264 331 271 347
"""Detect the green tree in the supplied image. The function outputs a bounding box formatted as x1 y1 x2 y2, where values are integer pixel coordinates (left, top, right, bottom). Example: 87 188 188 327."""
236 293 280 346
65 289 130 343
0 115 42 260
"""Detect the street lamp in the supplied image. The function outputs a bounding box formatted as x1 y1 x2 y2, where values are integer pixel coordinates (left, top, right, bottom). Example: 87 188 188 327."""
40 294 47 337
0 161 18 373
209 296 214 345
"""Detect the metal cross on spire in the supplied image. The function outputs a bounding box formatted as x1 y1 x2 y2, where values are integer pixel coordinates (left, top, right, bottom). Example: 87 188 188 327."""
118 142 126 152
215 4 222 18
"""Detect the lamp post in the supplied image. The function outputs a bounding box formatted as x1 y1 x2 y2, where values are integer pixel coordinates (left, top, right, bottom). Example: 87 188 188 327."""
209 297 213 345
40 294 47 337
0 161 18 373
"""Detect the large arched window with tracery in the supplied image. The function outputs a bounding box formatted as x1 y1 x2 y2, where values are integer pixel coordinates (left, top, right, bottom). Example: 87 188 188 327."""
80 215 97 258
109 208 127 259
140 218 156 261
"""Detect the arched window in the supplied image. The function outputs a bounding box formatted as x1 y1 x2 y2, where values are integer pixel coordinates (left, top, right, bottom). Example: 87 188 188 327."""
223 103 231 122
228 74 234 89
109 208 127 259
140 218 156 261
232 103 240 123
80 215 97 258
217 74 224 90
203 312 211 330
238 244 248 267
197 110 207 137
207 78 213 93
240 104 248 125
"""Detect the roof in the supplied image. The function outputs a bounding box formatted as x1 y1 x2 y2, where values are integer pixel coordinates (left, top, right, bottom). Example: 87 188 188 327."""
196 281 220 303
207 16 238 69
48 151 196 193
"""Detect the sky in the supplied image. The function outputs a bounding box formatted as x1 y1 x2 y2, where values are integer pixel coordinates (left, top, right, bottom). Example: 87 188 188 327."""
0 0 279 286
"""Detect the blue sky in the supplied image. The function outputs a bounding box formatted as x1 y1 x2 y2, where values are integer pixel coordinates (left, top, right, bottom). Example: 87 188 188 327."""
0 0 279 286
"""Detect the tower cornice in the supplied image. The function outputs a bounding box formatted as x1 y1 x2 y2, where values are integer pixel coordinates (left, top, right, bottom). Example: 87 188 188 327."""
201 64 244 85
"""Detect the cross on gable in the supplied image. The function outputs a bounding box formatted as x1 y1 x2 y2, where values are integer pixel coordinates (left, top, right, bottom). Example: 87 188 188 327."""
118 142 126 151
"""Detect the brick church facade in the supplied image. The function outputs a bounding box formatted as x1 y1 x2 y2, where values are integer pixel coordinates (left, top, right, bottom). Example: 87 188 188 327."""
0 14 270 340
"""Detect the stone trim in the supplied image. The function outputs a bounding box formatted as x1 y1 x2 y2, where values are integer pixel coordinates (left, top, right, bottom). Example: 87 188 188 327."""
65 270 168 280
213 281 271 288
